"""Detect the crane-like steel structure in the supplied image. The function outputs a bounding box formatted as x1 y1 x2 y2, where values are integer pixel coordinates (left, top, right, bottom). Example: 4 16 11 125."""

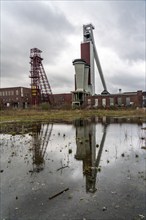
29 48 54 105
83 23 108 94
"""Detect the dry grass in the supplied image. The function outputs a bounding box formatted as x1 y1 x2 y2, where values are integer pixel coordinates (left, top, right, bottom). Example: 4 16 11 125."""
0 108 145 123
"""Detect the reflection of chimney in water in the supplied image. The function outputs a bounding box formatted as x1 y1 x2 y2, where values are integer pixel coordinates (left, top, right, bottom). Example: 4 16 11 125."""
74 119 107 193
74 119 96 192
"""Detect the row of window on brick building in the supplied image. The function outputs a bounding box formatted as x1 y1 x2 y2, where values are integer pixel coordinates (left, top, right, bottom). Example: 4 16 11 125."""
0 90 19 96
87 97 134 107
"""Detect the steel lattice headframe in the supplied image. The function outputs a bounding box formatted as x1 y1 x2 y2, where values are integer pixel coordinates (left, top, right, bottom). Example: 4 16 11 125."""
29 48 54 105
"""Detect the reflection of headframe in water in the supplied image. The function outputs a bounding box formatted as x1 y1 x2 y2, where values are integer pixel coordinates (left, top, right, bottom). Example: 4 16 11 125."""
32 123 53 173
75 119 107 193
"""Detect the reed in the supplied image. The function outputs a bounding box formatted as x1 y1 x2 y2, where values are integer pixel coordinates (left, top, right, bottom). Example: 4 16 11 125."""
0 108 145 123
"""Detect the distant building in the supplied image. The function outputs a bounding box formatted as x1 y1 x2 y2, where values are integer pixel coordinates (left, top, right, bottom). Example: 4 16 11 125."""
0 87 31 108
0 86 145 109
85 90 145 108
52 90 146 108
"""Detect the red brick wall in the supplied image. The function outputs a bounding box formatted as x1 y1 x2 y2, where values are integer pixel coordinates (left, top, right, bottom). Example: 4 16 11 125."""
85 91 143 108
53 93 72 106
0 87 31 108
81 42 90 65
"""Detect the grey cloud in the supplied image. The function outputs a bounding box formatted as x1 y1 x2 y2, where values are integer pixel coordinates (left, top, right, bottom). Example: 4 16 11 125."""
51 74 73 88
83 1 145 62
1 1 75 89
2 1 75 55
1 1 145 94
2 1 73 34
48 72 74 93
104 1 145 61
108 72 145 92
69 1 145 61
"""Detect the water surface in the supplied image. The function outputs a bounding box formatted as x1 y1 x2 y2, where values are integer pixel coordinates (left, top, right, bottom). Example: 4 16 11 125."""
0 117 146 220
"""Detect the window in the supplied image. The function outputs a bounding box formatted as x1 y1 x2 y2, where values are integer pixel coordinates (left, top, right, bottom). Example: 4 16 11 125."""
102 98 106 107
94 98 98 107
88 99 91 105
21 88 23 97
118 97 122 106
16 90 19 95
126 97 130 106
110 97 114 106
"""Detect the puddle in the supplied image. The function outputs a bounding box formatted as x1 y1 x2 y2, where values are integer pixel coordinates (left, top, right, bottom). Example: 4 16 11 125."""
0 117 146 220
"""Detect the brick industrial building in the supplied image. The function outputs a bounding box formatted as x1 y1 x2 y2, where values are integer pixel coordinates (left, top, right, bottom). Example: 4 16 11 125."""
0 87 145 109
54 90 146 108
0 86 72 109
85 90 146 108
0 87 31 108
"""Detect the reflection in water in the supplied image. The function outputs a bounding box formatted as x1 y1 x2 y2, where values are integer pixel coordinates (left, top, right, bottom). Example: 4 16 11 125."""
1 118 145 220
74 119 107 193
32 124 53 172
1 117 144 191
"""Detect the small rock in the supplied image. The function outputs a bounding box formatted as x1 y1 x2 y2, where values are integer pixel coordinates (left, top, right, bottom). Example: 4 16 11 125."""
69 149 72 154
111 191 117 194
138 214 145 219
115 205 119 209
98 167 101 172
141 127 146 130
102 206 107 211
0 170 4 173
68 194 73 199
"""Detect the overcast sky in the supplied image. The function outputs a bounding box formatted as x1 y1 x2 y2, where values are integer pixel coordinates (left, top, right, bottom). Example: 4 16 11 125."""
1 0 145 94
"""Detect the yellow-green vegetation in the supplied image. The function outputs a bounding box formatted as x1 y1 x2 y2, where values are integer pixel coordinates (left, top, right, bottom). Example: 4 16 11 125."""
0 108 145 124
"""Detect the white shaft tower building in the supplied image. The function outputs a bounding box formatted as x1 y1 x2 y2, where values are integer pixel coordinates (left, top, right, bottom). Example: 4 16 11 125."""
72 24 108 107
